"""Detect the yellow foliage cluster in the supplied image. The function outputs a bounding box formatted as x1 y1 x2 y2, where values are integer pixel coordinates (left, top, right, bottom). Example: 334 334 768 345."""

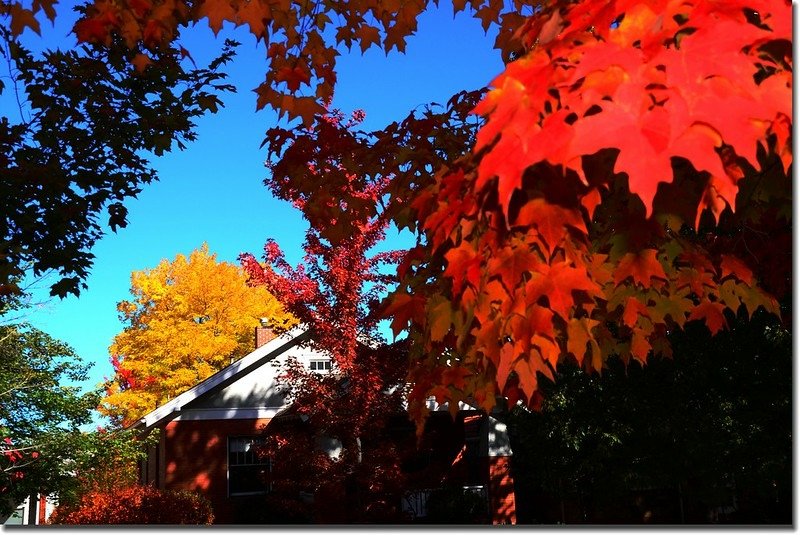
100 244 295 426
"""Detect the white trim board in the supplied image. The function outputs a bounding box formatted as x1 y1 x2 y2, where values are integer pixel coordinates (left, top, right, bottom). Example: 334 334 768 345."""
172 407 286 421
138 327 309 429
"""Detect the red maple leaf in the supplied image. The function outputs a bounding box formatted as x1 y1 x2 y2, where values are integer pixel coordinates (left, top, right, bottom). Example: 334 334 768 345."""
544 261 600 320
687 301 727 335
614 249 668 288
74 17 109 43
513 198 588 254
622 296 649 328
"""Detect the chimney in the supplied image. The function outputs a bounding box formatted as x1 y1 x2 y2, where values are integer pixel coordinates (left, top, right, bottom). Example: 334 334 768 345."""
255 318 276 349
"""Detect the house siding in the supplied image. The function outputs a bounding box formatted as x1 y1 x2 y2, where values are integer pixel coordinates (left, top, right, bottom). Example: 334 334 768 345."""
160 418 271 524
134 328 517 524
489 455 516 524
146 415 517 525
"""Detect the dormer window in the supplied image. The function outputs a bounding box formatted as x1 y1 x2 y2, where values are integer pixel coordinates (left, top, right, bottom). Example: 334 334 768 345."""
309 359 332 372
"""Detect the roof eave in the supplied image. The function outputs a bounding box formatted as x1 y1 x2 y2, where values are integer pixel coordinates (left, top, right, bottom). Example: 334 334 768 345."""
136 326 309 430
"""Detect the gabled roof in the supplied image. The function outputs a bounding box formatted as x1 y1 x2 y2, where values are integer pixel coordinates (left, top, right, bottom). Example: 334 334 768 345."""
137 326 310 430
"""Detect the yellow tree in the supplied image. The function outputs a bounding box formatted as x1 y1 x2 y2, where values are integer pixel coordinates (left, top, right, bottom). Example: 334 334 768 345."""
101 244 295 426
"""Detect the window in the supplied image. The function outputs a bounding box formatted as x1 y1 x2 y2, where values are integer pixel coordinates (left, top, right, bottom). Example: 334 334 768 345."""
309 359 332 372
228 436 270 497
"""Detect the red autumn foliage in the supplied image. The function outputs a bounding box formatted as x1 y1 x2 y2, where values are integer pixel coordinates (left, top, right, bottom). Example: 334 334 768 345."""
48 484 214 525
240 106 411 521
253 349 412 522
1 436 36 493
387 0 792 424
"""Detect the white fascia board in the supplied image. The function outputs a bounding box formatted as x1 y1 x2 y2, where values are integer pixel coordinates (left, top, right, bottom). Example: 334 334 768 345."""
173 407 286 421
138 326 309 429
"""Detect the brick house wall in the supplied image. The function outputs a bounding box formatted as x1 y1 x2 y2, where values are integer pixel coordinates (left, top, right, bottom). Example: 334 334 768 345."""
135 328 517 524
143 418 271 524
489 456 517 524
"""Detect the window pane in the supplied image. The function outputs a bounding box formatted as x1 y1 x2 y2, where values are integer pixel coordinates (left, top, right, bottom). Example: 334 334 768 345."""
229 436 270 496
229 466 269 496
229 438 250 453
310 359 332 371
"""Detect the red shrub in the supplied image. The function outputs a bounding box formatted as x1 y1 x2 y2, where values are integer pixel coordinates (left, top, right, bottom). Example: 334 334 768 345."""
49 484 213 525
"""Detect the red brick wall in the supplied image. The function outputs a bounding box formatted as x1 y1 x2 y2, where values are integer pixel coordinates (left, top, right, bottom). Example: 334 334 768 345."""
488 455 516 524
254 327 276 349
162 418 271 524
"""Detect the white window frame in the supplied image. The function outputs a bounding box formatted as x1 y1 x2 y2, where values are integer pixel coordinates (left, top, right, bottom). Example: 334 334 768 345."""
227 436 271 497
309 358 332 372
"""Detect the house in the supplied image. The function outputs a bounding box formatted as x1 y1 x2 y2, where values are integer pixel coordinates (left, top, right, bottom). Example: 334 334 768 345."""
2 494 55 525
135 325 517 524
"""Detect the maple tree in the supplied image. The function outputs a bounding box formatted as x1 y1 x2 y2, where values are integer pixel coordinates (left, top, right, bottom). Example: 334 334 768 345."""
386 0 791 423
0 1 237 301
7 0 792 430
240 107 413 522
101 244 295 426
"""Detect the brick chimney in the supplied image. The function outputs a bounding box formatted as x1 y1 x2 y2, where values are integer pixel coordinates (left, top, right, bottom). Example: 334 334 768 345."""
255 318 276 349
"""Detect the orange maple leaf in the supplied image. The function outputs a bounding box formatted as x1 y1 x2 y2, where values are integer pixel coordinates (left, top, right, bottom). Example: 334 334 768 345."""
382 291 424 339
687 301 727 335
614 249 667 288
427 297 454 343
720 255 754 286
131 53 153 73
443 241 481 296
488 242 540 293
567 317 599 367
630 329 651 365
621 296 649 328
196 0 236 34
544 261 601 320
275 65 311 93
8 4 40 36
496 343 517 392
513 198 588 254
354 24 381 54
441 366 471 391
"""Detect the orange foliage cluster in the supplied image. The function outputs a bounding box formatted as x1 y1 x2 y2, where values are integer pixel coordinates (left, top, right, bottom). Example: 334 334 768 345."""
388 0 792 422
48 484 214 525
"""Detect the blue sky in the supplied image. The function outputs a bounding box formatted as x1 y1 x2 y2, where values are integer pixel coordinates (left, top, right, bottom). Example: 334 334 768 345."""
18 3 505 391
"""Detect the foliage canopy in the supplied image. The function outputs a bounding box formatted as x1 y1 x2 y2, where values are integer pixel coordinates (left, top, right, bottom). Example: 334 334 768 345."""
101 244 295 426
0 3 237 301
0 321 146 516
49 484 214 524
2 0 792 427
